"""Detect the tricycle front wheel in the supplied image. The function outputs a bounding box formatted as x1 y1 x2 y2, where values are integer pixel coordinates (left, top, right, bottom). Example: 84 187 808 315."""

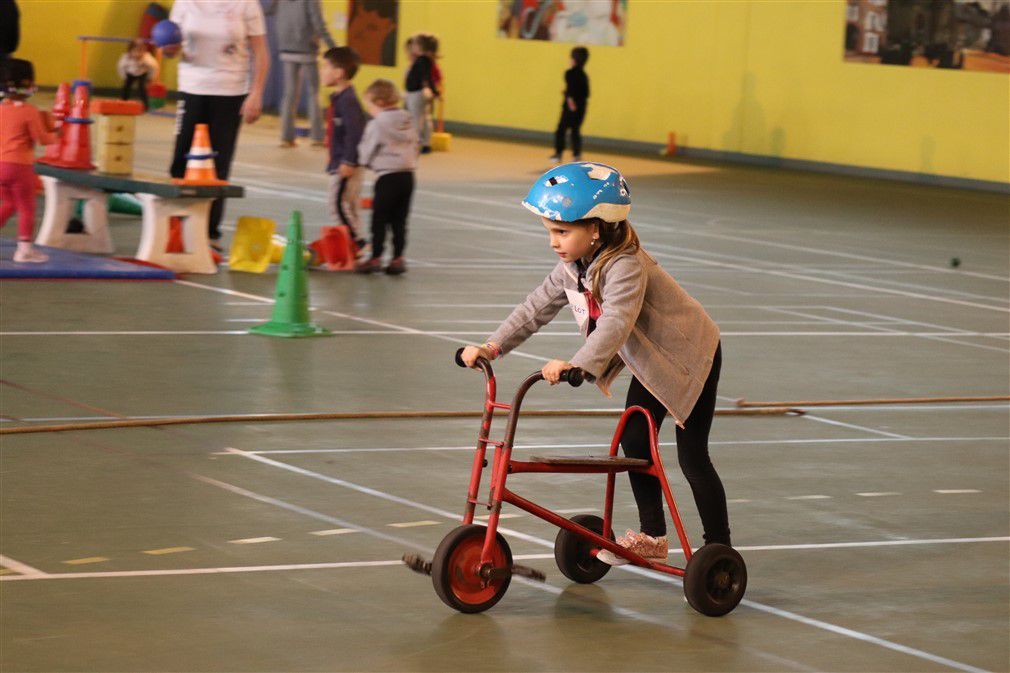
683 543 747 616
431 524 512 613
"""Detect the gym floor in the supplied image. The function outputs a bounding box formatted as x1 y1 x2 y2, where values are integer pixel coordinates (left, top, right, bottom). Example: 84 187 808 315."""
1 103 1008 673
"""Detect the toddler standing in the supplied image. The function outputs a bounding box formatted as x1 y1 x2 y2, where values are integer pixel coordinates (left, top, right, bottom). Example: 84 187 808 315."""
355 79 418 275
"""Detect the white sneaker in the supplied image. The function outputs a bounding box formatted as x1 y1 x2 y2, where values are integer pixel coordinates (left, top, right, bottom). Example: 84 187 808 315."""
13 244 49 264
596 529 668 566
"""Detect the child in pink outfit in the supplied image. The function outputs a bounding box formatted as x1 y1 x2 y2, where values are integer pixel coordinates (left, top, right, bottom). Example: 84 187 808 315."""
0 58 57 263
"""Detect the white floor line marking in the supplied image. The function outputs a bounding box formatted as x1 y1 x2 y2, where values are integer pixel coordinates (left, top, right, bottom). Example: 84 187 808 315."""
176 162 1009 314
409 198 1009 313
801 414 911 440
63 557 109 565
173 279 551 364
225 301 270 306
235 436 1010 455
309 528 358 536
229 447 999 673
387 520 441 528
178 473 813 666
227 537 281 544
856 492 901 497
0 560 406 581
142 547 195 555
770 305 1009 354
0 554 48 577
648 218 1010 283
785 495 832 500
474 512 523 521
6 537 1006 583
934 489 982 494
727 499 753 504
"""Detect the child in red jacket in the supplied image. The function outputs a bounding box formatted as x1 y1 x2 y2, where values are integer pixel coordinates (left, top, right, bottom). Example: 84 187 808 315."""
0 58 57 263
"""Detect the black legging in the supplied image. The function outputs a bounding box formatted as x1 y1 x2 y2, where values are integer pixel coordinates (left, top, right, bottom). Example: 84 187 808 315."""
169 93 246 241
620 344 731 545
370 171 414 259
554 103 586 157
121 73 148 109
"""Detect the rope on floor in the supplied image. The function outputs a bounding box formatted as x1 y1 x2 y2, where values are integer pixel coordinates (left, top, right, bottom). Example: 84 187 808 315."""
735 395 1010 408
0 406 802 435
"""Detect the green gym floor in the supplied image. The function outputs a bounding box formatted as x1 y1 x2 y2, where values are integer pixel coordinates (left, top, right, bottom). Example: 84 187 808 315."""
2 105 1008 673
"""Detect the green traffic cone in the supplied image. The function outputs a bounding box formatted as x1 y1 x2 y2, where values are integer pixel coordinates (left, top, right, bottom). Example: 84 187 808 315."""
249 211 332 338
108 193 143 216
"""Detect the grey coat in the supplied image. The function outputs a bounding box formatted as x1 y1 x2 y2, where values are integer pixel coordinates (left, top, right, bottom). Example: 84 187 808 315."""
266 0 335 54
487 248 720 427
357 109 418 176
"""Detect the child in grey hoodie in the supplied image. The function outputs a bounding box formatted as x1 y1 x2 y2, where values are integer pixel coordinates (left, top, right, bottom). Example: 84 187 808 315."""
356 79 419 275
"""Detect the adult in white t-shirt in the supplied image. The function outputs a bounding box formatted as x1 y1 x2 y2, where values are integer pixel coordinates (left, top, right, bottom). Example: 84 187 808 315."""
163 0 269 245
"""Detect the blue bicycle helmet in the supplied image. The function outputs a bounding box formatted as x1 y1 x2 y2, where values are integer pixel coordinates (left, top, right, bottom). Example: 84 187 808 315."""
522 162 630 223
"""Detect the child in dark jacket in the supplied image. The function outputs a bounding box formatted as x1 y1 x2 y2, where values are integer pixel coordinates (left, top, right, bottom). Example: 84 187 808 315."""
550 46 590 163
320 47 368 254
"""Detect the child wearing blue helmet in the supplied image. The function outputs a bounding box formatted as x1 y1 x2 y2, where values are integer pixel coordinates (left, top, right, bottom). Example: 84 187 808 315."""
460 162 731 564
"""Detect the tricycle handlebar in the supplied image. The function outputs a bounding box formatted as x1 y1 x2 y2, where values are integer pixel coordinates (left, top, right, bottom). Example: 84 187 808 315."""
454 348 594 387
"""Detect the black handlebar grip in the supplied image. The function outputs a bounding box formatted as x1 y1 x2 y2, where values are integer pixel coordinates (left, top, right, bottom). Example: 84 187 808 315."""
454 348 467 368
560 368 586 387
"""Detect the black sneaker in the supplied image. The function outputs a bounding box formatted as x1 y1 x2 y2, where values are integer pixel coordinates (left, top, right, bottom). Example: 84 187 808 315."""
420 146 432 154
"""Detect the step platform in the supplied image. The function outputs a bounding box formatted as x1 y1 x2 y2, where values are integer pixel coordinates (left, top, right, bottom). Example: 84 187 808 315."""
528 455 650 468
0 239 174 280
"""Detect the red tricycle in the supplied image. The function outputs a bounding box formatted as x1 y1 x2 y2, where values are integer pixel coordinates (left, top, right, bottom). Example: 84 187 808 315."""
403 350 747 617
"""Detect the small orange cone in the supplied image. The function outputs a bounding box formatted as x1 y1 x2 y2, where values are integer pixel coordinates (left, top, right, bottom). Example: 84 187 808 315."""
172 124 228 186
40 84 94 170
359 196 373 210
309 226 356 271
663 132 677 157
41 82 71 163
166 216 185 253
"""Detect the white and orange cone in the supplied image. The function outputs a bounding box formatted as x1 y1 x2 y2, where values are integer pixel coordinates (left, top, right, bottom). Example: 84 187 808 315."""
172 124 228 186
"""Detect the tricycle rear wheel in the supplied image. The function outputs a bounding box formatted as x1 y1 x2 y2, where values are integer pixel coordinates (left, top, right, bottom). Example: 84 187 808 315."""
683 543 747 616
554 514 614 584
431 524 512 613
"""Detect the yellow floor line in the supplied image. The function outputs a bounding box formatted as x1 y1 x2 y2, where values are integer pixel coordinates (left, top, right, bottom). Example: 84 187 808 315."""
63 557 109 565
309 529 358 536
228 537 281 544
387 520 441 528
474 513 523 521
142 547 196 555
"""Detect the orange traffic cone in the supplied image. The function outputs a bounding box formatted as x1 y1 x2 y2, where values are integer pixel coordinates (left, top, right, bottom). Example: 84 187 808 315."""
41 82 71 163
40 84 94 170
309 226 356 271
166 216 185 253
172 124 228 186
359 196 373 210
663 132 677 157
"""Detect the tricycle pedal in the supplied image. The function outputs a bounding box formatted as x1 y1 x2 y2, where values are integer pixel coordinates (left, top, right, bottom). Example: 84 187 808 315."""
511 563 546 582
402 553 432 575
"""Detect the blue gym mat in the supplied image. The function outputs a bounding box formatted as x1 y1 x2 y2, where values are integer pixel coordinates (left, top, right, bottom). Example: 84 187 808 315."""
0 240 175 280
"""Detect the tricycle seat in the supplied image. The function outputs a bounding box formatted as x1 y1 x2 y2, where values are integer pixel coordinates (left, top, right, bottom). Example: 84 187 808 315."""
528 455 650 468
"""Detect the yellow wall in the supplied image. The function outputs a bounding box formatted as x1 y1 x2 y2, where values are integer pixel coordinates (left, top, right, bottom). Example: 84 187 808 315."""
19 0 1009 184
18 0 179 90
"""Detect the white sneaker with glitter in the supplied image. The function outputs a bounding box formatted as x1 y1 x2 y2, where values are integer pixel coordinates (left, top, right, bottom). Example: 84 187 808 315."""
596 529 668 566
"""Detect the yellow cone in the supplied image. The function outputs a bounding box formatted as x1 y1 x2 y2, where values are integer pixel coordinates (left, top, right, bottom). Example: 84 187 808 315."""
229 217 276 273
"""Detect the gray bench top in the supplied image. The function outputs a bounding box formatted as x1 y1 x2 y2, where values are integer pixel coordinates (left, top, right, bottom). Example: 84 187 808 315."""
35 163 244 199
